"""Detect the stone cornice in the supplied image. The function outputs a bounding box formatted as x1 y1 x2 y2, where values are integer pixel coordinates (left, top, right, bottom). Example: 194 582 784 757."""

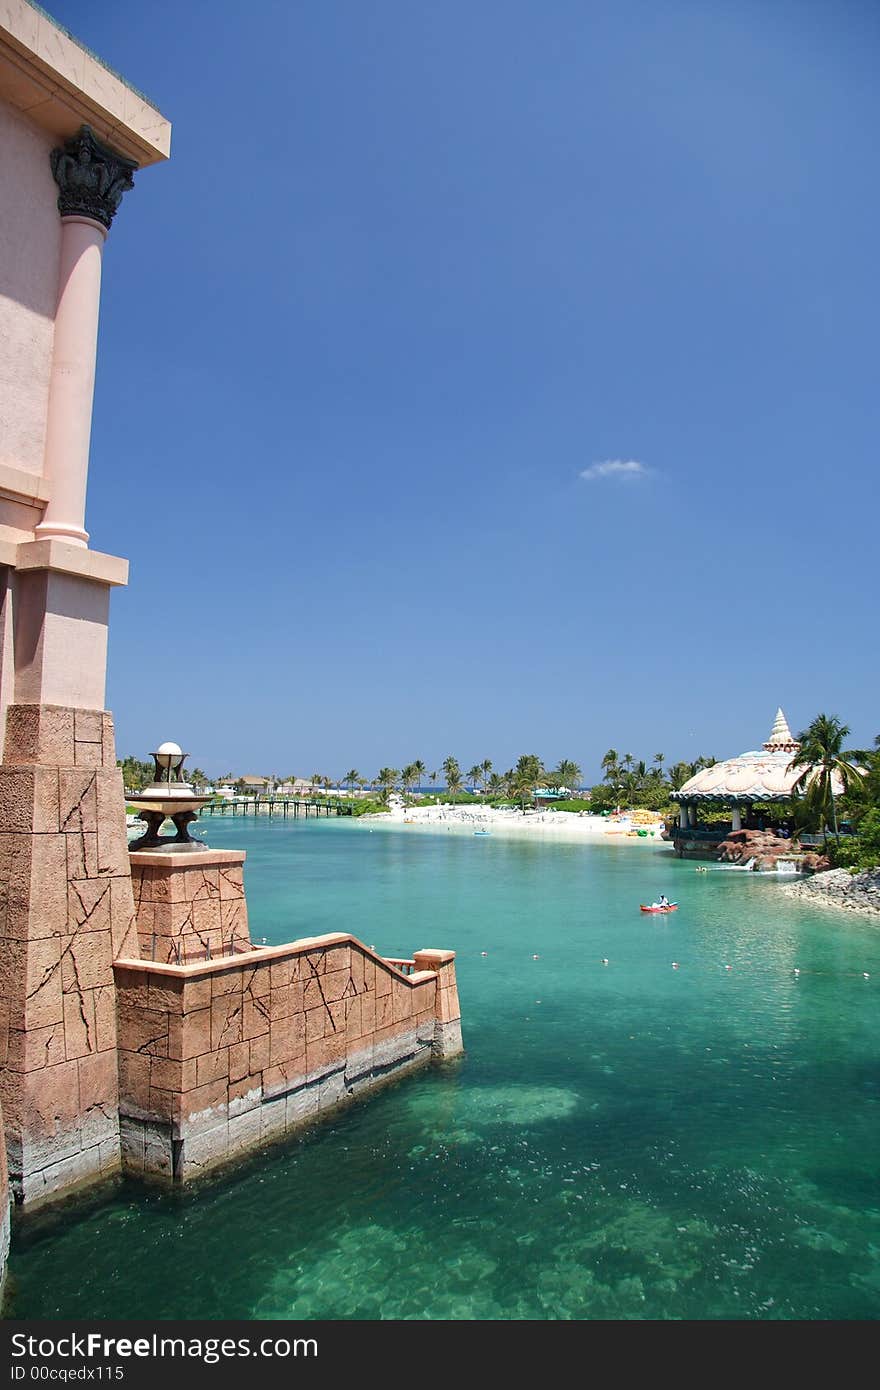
0 1 170 166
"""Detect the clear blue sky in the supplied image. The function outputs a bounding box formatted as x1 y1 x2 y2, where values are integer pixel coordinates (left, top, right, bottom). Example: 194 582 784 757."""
49 0 879 780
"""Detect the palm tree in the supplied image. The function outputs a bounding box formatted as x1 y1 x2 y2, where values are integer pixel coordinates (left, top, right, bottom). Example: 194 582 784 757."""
443 756 463 798
621 770 641 808
400 763 416 801
467 764 483 792
376 767 399 803
512 753 544 811
601 749 622 808
343 768 360 794
481 758 493 789
486 772 504 798
601 749 619 778
554 759 582 793
691 755 716 773
412 759 427 794
668 761 692 793
788 714 865 845
649 754 665 785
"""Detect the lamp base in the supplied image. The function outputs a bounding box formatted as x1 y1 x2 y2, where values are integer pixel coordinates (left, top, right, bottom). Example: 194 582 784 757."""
128 809 208 852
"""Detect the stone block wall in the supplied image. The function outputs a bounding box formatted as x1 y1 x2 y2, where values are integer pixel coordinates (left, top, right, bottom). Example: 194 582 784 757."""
0 703 136 1205
0 701 465 1210
115 933 461 1182
130 850 251 964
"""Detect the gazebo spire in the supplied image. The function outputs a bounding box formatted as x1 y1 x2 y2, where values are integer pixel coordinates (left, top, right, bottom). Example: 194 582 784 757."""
763 707 799 753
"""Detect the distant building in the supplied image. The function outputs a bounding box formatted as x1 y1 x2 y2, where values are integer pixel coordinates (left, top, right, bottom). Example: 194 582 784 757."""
533 786 569 808
237 775 270 797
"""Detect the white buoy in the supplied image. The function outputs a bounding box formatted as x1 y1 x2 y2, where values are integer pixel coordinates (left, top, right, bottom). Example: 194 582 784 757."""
724 964 732 971
601 958 609 966
793 968 800 977
864 972 870 980
532 954 540 960
672 961 680 969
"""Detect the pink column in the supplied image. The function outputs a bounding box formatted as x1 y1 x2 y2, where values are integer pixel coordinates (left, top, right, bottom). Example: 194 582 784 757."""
34 215 108 547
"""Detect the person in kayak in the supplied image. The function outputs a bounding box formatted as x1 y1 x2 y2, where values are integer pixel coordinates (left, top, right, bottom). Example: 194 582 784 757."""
658 894 670 908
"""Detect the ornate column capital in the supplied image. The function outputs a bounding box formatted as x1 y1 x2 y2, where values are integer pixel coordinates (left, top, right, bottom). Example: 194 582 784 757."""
49 125 138 230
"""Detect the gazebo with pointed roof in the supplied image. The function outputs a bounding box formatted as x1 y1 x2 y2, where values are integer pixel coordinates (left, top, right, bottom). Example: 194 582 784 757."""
671 708 828 833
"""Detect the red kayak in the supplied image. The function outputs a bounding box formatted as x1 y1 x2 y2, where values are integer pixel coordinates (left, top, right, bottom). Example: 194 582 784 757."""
640 903 679 913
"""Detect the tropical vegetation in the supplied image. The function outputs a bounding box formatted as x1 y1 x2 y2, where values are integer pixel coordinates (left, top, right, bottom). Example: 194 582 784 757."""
117 714 880 869
787 714 865 847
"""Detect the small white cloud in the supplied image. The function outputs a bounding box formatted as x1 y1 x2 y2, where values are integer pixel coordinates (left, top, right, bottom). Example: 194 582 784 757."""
579 459 652 482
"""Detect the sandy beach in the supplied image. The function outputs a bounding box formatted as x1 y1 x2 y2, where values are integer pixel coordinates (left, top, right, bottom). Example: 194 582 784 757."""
362 800 667 844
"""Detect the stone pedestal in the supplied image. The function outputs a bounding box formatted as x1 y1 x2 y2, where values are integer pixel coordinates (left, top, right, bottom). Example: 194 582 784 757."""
0 703 137 1206
414 948 463 1058
129 850 251 964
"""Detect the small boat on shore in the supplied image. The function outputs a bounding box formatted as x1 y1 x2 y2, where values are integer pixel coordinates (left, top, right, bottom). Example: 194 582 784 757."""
639 903 679 914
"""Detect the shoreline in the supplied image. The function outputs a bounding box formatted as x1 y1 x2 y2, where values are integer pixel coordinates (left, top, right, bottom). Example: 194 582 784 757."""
360 802 668 844
781 867 880 919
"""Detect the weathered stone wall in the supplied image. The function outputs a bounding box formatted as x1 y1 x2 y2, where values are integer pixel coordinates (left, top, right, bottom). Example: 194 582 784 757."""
115 934 461 1182
130 850 251 964
0 703 137 1206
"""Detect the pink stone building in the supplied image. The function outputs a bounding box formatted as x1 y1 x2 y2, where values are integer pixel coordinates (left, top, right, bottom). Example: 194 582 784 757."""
0 1 462 1298
0 0 171 1286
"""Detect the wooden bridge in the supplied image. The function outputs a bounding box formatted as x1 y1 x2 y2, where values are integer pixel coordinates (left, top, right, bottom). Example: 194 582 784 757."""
200 798 355 819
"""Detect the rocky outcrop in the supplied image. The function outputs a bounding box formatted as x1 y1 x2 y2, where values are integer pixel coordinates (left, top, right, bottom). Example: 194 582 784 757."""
714 827 824 872
782 867 880 917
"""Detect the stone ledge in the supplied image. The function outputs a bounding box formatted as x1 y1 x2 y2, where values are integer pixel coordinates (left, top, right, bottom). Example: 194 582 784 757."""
413 948 457 965
0 463 50 507
114 934 451 986
14 539 128 586
129 849 246 869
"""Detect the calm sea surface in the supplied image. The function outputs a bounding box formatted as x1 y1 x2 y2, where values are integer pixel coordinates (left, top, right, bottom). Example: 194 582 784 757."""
7 817 880 1320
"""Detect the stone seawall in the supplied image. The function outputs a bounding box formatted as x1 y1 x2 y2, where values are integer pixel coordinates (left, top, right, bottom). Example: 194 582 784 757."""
114 935 462 1182
782 867 880 917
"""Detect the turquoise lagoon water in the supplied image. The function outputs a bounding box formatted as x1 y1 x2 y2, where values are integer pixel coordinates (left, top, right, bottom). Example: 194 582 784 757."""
6 816 880 1320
